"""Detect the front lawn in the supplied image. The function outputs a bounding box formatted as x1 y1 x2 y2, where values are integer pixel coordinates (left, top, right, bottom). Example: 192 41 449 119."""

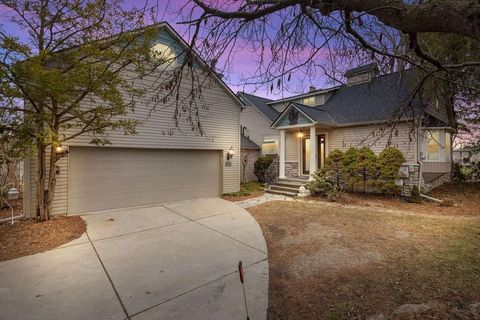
248 201 480 319
222 181 264 202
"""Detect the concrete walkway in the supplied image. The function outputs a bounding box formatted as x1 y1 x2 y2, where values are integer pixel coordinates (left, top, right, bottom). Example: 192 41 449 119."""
0 198 268 320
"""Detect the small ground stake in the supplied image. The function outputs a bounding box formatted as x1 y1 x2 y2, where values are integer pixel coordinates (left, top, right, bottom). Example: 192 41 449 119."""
238 260 250 320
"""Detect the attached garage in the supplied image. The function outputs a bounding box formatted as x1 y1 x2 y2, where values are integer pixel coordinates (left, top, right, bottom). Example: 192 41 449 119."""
68 147 222 214
23 23 242 218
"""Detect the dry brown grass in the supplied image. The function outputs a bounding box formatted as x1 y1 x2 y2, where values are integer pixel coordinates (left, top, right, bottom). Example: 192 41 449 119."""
248 201 480 320
0 216 86 261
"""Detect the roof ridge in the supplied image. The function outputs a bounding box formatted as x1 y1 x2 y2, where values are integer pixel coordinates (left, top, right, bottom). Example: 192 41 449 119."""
238 91 273 102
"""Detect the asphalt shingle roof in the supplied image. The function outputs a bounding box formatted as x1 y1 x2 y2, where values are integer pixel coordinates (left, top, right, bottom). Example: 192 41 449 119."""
318 69 421 125
238 92 280 122
291 102 336 125
243 69 432 128
241 135 261 149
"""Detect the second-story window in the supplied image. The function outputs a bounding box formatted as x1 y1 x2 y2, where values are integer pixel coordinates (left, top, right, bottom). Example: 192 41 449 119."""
302 96 315 106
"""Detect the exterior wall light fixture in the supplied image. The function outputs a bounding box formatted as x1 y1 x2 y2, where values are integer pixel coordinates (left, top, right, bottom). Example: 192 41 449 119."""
54 144 69 157
227 146 234 160
297 131 304 138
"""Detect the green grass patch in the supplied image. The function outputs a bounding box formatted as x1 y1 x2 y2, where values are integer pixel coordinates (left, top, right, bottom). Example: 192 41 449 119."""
224 181 264 197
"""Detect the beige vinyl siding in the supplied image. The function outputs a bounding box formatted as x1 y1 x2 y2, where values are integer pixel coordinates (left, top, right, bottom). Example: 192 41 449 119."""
422 161 451 173
240 149 260 182
240 105 279 147
26 69 241 217
328 123 417 162
285 132 298 162
240 105 278 182
270 101 289 113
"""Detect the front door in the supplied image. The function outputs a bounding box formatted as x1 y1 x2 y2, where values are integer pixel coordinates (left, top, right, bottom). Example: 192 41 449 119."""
302 134 326 175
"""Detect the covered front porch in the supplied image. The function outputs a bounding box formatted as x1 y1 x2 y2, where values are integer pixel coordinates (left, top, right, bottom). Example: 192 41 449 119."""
271 102 336 179
277 125 328 179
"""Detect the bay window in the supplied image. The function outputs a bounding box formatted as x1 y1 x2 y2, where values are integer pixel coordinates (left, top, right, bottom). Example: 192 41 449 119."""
426 131 440 160
423 130 452 162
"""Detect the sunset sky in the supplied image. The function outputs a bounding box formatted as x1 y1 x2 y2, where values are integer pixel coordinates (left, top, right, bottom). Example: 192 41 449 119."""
0 0 345 99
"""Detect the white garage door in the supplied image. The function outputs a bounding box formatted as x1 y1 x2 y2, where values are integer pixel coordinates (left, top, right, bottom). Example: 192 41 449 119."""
68 147 221 213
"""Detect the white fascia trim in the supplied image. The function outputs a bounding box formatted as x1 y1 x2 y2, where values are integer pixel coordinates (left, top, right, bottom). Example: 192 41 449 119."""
271 103 316 128
159 23 244 108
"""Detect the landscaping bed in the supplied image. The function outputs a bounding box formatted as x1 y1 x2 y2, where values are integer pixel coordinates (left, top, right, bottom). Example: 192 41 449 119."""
222 181 264 202
0 216 86 262
306 182 480 217
0 197 23 220
248 200 480 320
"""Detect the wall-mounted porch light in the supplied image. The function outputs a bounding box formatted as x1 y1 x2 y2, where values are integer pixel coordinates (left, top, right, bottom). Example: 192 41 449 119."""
54 144 69 158
227 146 234 160
297 131 304 138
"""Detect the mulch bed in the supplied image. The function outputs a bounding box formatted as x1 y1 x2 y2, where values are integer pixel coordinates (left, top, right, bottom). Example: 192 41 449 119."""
0 198 23 220
0 216 86 262
306 182 480 217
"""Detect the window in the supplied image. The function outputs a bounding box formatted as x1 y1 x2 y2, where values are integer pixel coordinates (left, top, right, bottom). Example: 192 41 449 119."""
262 140 278 155
151 43 176 63
424 130 453 162
302 96 315 106
426 131 440 161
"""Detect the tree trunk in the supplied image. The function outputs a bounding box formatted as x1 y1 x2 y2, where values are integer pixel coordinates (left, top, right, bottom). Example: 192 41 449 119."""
35 143 60 221
46 145 58 217
35 141 47 221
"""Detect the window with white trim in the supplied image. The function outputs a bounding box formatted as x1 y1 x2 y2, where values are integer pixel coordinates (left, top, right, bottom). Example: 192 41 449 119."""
426 131 440 161
423 130 452 162
262 139 278 155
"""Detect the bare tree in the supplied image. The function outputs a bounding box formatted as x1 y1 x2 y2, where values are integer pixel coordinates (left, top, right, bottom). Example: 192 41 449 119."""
171 0 480 138
0 0 164 221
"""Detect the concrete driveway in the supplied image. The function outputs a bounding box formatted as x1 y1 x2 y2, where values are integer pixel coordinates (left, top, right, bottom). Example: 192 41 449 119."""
0 198 268 320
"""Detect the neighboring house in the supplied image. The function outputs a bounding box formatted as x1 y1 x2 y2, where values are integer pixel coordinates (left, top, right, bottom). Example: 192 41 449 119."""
23 22 243 217
239 63 456 194
453 146 480 163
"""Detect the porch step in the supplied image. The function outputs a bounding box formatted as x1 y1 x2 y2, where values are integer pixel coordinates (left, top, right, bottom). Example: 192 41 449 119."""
265 189 298 197
270 185 300 193
267 177 308 197
275 181 304 188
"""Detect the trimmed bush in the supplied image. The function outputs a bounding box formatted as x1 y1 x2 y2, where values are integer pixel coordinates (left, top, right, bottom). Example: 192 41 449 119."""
377 147 406 195
307 169 338 200
325 149 344 188
254 156 274 183
355 147 377 193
